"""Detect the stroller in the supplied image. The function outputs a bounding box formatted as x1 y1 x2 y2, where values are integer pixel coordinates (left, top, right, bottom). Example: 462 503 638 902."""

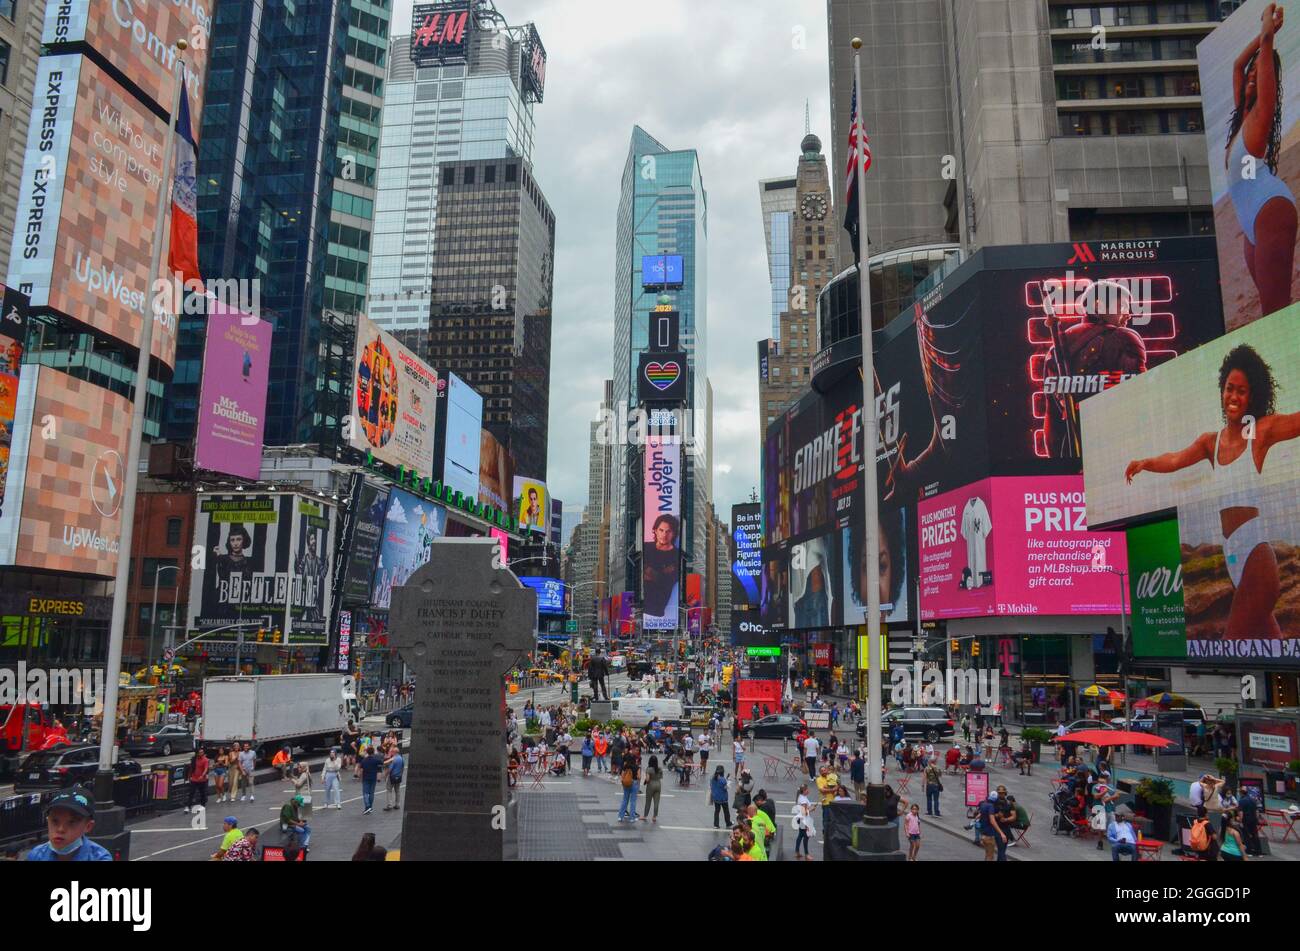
1049 786 1086 836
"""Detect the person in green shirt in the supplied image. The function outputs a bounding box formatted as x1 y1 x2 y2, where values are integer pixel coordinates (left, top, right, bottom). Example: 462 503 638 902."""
746 804 776 861
212 816 243 860
279 796 311 850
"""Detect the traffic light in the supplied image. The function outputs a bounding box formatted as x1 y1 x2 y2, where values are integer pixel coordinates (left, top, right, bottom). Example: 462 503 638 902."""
256 628 265 642
273 629 282 643
951 639 960 653
971 640 981 658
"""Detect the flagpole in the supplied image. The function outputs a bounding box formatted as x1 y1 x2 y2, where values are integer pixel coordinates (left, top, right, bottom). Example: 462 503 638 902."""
95 42 188 817
852 38 886 812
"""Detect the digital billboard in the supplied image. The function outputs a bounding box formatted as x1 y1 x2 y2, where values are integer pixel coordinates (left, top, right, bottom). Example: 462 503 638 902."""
1082 302 1300 527
193 303 271 480
410 2 471 66
730 503 762 618
1198 0 1299 329
287 495 335 645
442 372 482 500
643 435 682 631
521 577 565 615
370 487 447 611
520 23 547 102
351 314 439 475
8 55 179 367
841 506 910 625
513 476 548 534
0 367 132 578
918 476 1127 620
0 285 30 524
1126 519 1187 660
640 254 684 288
478 429 515 512
187 494 293 636
341 482 389 606
43 0 212 118
637 351 689 402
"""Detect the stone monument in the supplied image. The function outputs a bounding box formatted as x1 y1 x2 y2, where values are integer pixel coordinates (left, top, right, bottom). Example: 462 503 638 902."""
390 538 536 860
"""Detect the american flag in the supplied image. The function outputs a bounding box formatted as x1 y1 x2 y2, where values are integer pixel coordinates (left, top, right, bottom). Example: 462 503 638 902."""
843 80 872 262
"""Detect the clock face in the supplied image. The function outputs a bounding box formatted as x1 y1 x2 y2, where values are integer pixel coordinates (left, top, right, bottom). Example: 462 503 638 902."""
800 193 828 220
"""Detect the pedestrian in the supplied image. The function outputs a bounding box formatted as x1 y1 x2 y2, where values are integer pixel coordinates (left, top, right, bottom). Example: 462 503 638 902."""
357 743 384 815
610 731 626 781
803 729 820 780
383 745 404 812
290 763 313 820
924 759 943 816
710 765 731 828
850 748 866 800
236 742 256 802
979 792 1007 861
732 734 746 776
351 833 378 861
791 785 814 861
342 720 359 769
906 803 923 861
272 745 293 779
185 747 210 813
1219 812 1248 862
222 827 259 861
747 804 775 861
24 786 111 861
593 729 609 773
617 752 640 822
321 748 343 809
278 795 311 851
698 730 711 771
641 754 663 823
212 746 229 802
558 728 573 772
580 733 594 777
733 768 754 815
961 714 971 743
1108 807 1139 861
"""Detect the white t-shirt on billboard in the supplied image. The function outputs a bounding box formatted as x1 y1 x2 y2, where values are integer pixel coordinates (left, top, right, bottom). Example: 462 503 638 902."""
961 496 992 588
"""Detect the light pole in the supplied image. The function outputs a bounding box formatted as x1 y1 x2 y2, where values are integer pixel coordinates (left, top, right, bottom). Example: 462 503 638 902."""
95 40 188 835
147 564 182 671
1104 566 1131 765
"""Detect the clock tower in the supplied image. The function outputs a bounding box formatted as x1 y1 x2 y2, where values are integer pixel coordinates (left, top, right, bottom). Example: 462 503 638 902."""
758 132 836 431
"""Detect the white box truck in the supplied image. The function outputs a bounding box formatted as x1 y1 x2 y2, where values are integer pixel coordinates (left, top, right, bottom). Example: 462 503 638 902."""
201 674 361 761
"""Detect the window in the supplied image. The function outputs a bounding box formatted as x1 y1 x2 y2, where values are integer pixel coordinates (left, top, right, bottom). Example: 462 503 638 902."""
166 518 183 546
485 164 496 183
0 39 10 87
0 1 14 19
443 166 455 186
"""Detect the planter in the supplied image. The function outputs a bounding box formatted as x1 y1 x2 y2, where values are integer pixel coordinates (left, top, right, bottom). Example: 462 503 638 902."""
1134 794 1175 843
1031 741 1042 763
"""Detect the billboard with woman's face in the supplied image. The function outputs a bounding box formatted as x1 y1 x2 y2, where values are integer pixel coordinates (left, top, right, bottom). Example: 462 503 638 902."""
643 435 681 632
1198 0 1300 328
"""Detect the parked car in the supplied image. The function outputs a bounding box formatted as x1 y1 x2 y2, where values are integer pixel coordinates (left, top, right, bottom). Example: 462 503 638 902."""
387 704 413 728
1061 719 1116 734
122 723 196 757
748 713 807 739
14 744 142 792
859 707 955 743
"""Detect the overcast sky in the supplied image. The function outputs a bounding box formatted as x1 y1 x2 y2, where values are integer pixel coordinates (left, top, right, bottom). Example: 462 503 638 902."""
389 0 832 527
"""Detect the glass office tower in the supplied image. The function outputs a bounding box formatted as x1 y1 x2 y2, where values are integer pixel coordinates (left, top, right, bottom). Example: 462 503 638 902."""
609 126 711 607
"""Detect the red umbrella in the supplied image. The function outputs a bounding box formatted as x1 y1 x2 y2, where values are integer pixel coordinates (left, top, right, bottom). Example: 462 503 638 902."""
1050 730 1173 748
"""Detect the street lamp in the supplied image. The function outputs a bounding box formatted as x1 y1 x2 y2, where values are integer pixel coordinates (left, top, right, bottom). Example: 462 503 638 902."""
1102 565 1132 765
147 564 182 672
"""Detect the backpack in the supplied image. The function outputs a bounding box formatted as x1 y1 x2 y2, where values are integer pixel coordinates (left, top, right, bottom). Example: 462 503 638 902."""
621 767 634 789
1190 818 1210 852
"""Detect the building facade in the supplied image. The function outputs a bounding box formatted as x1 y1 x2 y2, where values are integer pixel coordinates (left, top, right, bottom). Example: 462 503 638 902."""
368 6 542 334
609 126 711 619
758 176 797 341
0 0 45 280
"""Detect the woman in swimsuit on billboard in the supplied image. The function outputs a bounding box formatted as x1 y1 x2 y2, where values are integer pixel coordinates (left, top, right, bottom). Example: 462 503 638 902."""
1225 3 1295 318
1125 345 1300 638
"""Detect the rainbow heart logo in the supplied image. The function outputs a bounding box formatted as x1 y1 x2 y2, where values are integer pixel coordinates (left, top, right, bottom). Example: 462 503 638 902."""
645 361 681 391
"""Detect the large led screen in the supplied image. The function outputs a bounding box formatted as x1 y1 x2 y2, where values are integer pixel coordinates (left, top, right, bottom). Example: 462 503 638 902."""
193 303 271 480
442 372 482 500
370 487 447 611
643 435 682 631
351 314 439 475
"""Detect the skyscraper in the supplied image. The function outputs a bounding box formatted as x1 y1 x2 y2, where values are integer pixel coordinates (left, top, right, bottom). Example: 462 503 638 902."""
609 126 710 612
368 4 544 333
166 0 390 447
758 176 797 341
0 0 48 280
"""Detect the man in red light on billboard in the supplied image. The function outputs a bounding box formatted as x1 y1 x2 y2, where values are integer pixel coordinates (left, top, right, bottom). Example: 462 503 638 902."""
1041 279 1149 458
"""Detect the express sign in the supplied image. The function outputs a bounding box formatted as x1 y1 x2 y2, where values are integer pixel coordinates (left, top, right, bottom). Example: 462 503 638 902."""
410 2 470 66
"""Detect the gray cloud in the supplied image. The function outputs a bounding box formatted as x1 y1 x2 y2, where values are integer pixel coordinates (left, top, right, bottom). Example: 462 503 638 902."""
388 0 831 524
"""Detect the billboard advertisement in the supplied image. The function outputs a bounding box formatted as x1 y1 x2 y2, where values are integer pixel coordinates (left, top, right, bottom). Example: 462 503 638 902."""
0 285 30 523
1198 0 1300 329
513 476 548 534
641 254 684 288
841 506 910 625
442 372 482 500
287 495 334 645
0 367 132 577
410 2 471 66
643 435 682 631
8 55 178 367
918 476 1127 620
351 314 439 475
43 0 212 118
478 428 514 511
637 351 689 402
1125 519 1187 660
1082 302 1300 527
370 487 447 611
730 503 762 617
193 304 271 480
1237 713 1299 771
187 494 293 636
1178 482 1300 663
521 577 565 615
341 482 389 606
520 23 547 102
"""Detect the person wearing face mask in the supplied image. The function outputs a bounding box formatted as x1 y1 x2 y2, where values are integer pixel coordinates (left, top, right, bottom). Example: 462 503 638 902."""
25 786 112 861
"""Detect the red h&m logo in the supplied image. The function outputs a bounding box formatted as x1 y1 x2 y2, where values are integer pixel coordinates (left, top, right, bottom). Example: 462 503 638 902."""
415 9 468 48
1067 243 1097 265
